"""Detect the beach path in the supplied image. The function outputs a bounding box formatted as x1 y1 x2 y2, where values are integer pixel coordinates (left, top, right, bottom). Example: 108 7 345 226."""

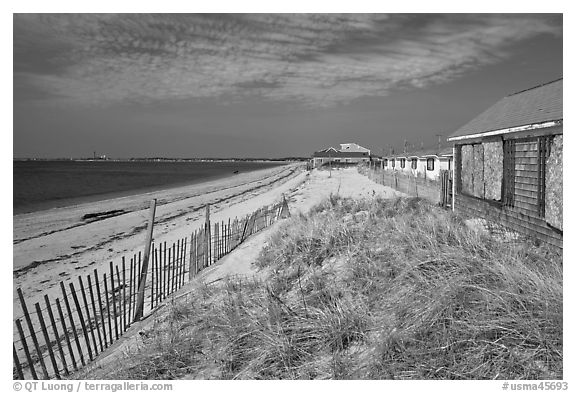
71 166 403 379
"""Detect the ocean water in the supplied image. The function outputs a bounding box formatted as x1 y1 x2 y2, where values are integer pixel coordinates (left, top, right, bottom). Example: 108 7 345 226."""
13 160 285 215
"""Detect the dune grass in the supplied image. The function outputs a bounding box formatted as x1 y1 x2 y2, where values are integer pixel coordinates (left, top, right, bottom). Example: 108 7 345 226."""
82 196 562 380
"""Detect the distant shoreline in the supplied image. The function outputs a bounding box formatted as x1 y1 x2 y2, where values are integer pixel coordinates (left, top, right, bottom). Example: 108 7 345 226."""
13 157 307 162
14 160 291 216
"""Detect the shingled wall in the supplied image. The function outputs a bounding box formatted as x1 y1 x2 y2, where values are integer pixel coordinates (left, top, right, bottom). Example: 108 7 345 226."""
454 131 562 251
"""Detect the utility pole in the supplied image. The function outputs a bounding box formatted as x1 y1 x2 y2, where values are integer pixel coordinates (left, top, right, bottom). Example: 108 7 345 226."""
436 134 443 153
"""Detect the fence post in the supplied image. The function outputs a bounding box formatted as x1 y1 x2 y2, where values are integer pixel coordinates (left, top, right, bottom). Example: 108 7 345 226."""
134 199 157 322
280 194 291 218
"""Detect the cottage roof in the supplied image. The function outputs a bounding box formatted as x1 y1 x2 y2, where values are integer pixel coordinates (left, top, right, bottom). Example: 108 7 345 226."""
339 143 370 153
448 78 562 141
312 150 370 158
387 146 453 160
312 143 372 158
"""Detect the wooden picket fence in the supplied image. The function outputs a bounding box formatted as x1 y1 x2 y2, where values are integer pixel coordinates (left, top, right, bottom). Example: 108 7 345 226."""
13 198 290 380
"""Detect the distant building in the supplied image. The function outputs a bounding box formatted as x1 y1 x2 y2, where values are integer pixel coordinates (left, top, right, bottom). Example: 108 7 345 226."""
448 78 562 250
311 143 371 168
381 147 453 181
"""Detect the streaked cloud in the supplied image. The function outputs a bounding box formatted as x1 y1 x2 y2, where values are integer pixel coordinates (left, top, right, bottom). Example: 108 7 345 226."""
14 14 562 107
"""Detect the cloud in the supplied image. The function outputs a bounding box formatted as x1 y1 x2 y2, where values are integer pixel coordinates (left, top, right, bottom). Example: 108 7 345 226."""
13 13 562 107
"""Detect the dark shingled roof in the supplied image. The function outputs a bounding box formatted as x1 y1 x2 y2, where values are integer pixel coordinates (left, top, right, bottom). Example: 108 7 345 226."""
448 78 562 140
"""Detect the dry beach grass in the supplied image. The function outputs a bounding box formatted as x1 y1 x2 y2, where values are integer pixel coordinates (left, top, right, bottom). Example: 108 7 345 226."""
77 195 562 380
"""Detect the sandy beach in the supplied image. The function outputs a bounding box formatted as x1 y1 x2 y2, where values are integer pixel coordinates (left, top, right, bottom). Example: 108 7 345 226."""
13 163 302 316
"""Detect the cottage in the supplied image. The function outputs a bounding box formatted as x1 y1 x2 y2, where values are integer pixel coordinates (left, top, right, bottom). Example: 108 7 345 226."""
311 143 371 168
381 147 453 181
448 78 562 249
415 147 453 181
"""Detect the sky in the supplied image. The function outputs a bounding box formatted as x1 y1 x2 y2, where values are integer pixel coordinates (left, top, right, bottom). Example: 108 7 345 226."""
13 13 563 159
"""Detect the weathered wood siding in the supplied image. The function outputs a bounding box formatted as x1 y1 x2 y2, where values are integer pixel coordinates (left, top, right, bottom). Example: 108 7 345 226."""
454 130 562 251
513 139 540 216
454 193 562 250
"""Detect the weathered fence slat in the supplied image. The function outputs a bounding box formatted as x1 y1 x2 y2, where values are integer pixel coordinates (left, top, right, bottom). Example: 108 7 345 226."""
176 240 182 290
153 248 158 307
17 288 49 379
13 343 25 380
180 238 186 288
35 302 60 379
169 246 174 295
16 318 37 379
69 282 93 362
94 270 108 350
121 259 127 330
78 277 98 358
188 231 196 281
55 298 78 370
163 242 168 299
129 258 135 320
102 274 113 346
45 295 69 376
149 252 154 310
109 263 119 341
114 265 123 333
155 247 161 303
60 282 85 367
87 275 104 353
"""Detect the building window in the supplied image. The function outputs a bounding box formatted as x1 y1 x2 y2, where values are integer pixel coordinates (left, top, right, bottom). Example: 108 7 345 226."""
426 158 435 171
391 159 395 168
383 159 388 167
400 158 406 168
503 136 553 217
411 159 417 169
502 140 515 207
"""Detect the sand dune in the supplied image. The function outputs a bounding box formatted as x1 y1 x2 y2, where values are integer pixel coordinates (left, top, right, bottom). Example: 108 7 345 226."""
71 167 405 378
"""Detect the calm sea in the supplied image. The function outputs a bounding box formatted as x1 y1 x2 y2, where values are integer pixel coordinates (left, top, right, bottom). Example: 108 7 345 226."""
13 160 286 215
